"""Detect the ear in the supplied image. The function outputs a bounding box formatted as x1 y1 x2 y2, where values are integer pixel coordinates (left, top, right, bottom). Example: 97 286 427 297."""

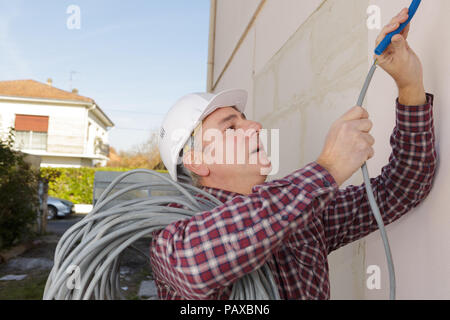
183 150 210 178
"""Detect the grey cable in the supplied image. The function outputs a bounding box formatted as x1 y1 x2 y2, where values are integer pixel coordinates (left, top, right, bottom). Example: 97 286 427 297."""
43 169 280 300
357 59 396 300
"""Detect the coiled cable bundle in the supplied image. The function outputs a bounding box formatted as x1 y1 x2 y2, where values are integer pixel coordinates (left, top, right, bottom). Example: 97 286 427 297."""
43 169 280 300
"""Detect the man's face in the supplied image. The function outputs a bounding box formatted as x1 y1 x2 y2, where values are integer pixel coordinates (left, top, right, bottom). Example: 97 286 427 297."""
187 106 272 185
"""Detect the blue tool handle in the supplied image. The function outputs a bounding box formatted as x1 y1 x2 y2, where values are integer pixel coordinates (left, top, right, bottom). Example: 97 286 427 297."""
375 0 422 55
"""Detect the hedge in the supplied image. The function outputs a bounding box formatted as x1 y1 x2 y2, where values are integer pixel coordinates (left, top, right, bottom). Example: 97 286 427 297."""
40 167 168 205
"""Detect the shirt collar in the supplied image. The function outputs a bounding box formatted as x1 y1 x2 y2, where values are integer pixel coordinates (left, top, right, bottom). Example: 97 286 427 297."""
200 178 291 203
201 186 242 204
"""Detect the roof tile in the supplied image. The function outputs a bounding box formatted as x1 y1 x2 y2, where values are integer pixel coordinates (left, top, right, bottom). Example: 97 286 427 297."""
0 80 94 103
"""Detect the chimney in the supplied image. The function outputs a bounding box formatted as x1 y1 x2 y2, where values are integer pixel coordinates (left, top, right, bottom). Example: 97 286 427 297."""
47 78 53 86
72 88 79 94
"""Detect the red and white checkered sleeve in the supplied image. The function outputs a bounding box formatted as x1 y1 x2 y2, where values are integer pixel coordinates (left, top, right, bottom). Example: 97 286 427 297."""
323 93 437 253
149 163 337 299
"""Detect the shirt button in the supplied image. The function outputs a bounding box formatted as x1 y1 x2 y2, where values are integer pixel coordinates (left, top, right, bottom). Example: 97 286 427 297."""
323 179 331 187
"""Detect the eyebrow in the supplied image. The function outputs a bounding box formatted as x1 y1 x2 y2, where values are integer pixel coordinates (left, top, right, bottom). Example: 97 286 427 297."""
218 112 246 126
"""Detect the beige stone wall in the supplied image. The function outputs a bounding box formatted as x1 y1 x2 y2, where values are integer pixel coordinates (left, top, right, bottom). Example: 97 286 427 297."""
212 0 369 299
211 0 450 299
47 109 86 154
364 0 450 300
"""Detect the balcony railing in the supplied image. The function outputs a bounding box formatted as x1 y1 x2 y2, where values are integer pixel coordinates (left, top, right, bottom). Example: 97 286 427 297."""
94 138 110 157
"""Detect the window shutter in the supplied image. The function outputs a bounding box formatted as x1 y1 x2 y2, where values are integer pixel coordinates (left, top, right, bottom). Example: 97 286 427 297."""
15 114 49 132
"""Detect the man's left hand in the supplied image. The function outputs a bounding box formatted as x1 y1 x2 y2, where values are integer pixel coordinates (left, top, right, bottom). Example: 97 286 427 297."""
374 7 426 105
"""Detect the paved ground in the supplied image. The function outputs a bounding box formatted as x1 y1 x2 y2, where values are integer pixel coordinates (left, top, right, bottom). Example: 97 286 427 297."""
46 213 83 236
0 214 158 300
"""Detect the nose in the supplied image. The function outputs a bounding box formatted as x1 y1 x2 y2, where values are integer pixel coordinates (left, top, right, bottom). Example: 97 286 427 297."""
243 120 262 147
244 120 262 133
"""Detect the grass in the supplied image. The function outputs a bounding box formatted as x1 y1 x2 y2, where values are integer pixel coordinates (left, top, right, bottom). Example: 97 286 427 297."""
0 238 155 300
0 272 48 300
0 268 154 300
121 266 154 300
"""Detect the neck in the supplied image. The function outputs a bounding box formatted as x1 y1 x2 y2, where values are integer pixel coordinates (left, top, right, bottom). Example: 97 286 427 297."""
201 173 266 195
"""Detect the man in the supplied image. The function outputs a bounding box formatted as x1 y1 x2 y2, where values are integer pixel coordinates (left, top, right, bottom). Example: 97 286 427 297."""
150 8 437 299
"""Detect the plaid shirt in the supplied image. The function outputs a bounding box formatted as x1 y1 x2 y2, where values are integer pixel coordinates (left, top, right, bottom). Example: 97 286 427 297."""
150 94 437 300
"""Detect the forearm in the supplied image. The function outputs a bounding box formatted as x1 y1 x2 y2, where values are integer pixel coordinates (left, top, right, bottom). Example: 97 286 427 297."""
380 98 436 211
324 94 437 252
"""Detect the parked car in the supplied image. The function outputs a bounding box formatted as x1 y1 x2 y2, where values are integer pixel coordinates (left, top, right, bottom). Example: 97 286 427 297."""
47 197 74 220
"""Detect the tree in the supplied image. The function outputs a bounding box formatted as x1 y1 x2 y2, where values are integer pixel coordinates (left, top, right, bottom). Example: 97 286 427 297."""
107 132 166 170
0 129 39 249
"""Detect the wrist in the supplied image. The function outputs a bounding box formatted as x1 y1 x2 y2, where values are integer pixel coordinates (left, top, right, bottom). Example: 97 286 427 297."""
316 158 343 187
398 83 427 106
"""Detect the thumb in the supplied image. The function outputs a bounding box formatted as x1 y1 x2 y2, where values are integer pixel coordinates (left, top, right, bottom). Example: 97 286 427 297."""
341 106 369 121
391 34 406 50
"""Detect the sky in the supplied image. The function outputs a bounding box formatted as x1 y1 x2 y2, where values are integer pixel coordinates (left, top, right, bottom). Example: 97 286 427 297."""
0 0 211 151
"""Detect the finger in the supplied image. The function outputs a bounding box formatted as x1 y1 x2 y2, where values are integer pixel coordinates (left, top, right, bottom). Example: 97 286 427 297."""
390 8 409 25
391 34 407 51
361 133 375 146
375 22 400 47
375 9 409 47
400 22 410 39
395 10 409 26
351 119 373 133
367 147 375 160
341 106 369 121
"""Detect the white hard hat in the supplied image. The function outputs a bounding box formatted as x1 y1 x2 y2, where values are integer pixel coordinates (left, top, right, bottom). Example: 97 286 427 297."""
159 89 248 182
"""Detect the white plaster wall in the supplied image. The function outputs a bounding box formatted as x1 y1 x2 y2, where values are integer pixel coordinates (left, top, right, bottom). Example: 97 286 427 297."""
86 111 109 156
364 0 450 300
40 156 84 168
0 101 86 154
0 100 109 164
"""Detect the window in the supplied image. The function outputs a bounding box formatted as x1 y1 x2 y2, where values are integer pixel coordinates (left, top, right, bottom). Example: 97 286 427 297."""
14 114 49 151
87 122 91 142
14 131 48 151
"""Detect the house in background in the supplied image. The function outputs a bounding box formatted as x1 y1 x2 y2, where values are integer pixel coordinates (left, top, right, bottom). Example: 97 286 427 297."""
0 79 114 168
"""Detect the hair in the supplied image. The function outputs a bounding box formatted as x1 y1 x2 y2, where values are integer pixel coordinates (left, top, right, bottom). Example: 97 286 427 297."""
186 165 202 188
176 163 202 188
179 123 203 188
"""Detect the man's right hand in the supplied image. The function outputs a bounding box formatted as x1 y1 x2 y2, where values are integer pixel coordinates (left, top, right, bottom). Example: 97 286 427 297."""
317 106 375 186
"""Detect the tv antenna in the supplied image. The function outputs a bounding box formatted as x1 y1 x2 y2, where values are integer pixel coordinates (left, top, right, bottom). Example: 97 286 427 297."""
69 71 78 91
